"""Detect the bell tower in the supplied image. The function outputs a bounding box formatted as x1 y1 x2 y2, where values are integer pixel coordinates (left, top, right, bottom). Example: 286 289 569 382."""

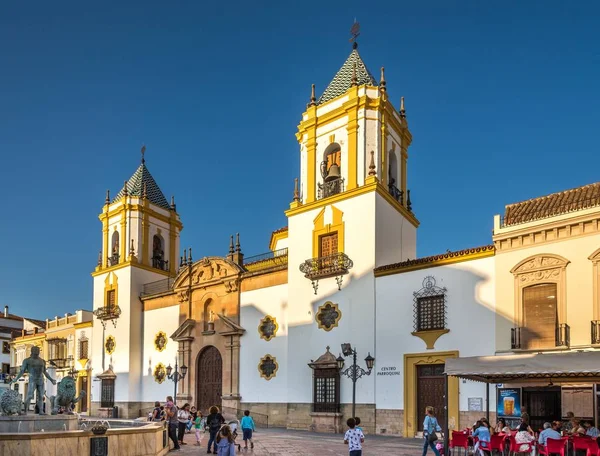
288 39 418 271
90 146 183 417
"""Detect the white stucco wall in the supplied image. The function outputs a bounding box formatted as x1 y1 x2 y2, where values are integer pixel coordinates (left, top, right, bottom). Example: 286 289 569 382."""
239 283 289 403
375 256 496 411
141 305 180 402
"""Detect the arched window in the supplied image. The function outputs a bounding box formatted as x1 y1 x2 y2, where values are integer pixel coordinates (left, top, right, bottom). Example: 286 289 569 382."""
152 234 168 271
318 143 343 199
109 231 120 266
388 150 401 202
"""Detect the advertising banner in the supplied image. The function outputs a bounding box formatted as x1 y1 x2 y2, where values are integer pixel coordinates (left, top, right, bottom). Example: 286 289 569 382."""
497 388 521 418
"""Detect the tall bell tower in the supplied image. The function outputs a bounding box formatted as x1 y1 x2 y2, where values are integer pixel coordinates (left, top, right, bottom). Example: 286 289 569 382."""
90 147 183 417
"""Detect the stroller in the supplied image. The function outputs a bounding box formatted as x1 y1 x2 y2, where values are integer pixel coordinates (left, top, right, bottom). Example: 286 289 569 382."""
225 420 242 452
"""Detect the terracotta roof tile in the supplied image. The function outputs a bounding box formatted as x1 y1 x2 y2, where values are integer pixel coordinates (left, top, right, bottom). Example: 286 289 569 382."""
504 182 600 226
271 226 288 235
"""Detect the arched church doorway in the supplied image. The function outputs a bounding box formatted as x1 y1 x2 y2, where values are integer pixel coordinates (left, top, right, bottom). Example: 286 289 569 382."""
196 345 222 414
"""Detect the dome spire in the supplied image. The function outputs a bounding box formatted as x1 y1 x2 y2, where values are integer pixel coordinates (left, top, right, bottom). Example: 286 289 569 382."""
349 19 360 49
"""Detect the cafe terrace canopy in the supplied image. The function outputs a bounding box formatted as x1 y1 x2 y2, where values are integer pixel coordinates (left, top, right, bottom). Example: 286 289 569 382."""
444 351 600 383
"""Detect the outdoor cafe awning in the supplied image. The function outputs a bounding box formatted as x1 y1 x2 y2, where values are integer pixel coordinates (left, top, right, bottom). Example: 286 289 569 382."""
444 350 600 383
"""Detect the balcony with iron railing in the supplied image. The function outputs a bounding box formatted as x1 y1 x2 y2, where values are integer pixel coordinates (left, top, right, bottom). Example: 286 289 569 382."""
244 248 288 273
140 278 176 298
511 324 570 350
151 257 169 272
107 253 120 267
318 178 344 199
592 320 600 345
299 252 354 294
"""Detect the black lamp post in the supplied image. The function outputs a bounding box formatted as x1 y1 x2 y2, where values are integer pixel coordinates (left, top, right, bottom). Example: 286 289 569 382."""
166 359 188 401
67 355 79 378
337 343 375 419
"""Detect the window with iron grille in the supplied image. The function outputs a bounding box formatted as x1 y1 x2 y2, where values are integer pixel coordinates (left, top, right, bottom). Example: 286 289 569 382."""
413 276 447 332
79 339 89 360
101 379 115 408
313 368 340 413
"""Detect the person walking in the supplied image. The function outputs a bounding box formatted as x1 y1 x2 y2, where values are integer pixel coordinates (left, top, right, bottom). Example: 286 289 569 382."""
241 410 256 450
206 405 225 454
422 406 442 456
177 403 190 446
194 411 205 447
165 396 180 452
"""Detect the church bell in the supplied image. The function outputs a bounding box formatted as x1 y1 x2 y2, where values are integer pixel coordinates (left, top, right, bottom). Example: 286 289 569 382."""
325 163 341 182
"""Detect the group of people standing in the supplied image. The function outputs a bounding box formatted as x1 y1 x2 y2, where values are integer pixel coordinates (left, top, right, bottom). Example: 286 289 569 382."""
155 396 256 454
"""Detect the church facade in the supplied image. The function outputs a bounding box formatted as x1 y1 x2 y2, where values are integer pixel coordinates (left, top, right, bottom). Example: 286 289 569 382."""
89 42 600 436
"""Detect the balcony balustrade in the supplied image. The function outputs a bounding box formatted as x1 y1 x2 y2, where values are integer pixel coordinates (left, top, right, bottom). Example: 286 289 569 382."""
107 253 120 267
299 252 353 294
511 324 570 350
152 257 169 272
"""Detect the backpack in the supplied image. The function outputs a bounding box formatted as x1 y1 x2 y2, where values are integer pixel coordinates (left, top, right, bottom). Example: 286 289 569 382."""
209 414 222 432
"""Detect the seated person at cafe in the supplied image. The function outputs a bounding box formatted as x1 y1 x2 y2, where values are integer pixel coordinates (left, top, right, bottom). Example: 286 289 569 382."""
473 420 491 456
563 412 577 433
538 422 561 445
584 421 600 438
495 418 511 436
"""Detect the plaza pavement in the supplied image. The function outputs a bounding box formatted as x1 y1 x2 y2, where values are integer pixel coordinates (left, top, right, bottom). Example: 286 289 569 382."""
174 427 424 455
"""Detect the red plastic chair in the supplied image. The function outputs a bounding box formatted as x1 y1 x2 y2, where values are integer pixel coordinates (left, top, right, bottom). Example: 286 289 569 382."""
450 431 469 456
490 434 506 455
546 438 567 456
586 439 599 456
508 435 533 456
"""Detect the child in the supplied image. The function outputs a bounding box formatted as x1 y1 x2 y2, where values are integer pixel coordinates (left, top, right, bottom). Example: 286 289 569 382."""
193 411 204 446
354 417 363 433
216 425 236 456
241 410 256 449
344 417 365 456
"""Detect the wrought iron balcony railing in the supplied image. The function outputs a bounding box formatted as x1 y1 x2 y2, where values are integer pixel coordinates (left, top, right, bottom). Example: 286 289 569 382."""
556 323 570 347
107 254 120 267
299 252 353 294
388 183 403 204
93 304 122 322
49 358 68 369
511 324 570 350
318 178 344 199
592 320 600 344
152 257 169 272
511 327 521 350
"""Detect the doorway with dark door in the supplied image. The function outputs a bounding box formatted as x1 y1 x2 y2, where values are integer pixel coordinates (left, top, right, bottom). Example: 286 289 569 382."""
417 364 447 432
196 346 223 415
79 376 88 413
522 387 561 432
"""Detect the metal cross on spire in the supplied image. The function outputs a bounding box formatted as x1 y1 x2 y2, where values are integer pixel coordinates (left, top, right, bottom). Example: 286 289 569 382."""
349 19 360 48
141 145 146 164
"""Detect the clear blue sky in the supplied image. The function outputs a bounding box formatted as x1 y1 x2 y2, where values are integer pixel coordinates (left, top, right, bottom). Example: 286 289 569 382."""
1 1 599 318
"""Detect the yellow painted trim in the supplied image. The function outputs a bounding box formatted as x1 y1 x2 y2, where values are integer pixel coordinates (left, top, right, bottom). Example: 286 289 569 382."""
120 205 127 263
73 321 93 329
104 203 183 229
305 110 317 203
91 259 172 278
101 214 109 269
154 331 168 352
154 362 167 384
375 246 494 277
400 146 408 200
105 335 116 355
346 86 359 190
380 109 387 187
411 329 450 350
258 354 279 381
169 210 178 275
269 229 288 252
258 315 279 342
142 198 150 266
404 351 459 438
12 334 45 343
312 205 345 258
315 301 342 332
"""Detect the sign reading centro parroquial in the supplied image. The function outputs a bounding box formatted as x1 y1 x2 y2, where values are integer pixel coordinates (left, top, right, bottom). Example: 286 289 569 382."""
497 387 522 418
377 366 400 376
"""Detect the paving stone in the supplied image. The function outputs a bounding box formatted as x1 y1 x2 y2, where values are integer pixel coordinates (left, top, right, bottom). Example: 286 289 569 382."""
171 428 425 455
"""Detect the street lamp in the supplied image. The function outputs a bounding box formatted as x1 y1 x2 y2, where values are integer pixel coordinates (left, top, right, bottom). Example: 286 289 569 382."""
67 356 79 378
338 344 375 419
166 359 188 400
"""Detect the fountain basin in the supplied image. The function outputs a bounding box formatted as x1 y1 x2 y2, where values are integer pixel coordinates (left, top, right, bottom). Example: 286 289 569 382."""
0 414 78 433
0 423 169 456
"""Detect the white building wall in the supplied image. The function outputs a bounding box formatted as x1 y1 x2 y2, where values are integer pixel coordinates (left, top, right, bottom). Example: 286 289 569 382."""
239 284 289 403
375 256 496 411
375 194 417 268
141 305 180 403
286 192 378 405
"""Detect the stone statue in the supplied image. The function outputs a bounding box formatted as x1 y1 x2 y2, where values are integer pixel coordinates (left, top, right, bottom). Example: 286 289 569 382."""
48 376 85 415
10 346 56 415
0 389 22 415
